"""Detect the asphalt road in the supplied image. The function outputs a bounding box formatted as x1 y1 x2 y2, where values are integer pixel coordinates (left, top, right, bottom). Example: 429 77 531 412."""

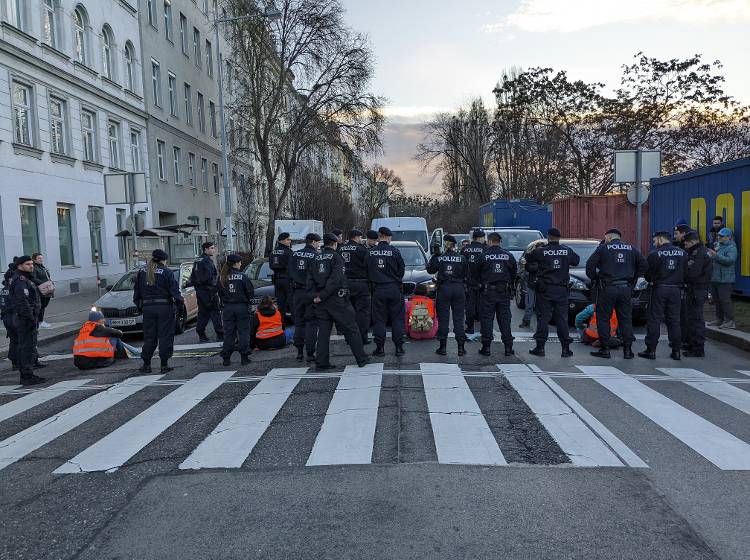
0 306 748 560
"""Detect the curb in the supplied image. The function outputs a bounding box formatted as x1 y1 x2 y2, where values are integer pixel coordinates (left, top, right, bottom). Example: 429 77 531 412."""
0 325 80 360
704 326 750 353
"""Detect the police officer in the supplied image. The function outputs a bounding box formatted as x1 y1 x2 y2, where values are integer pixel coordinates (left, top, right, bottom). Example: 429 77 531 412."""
289 232 321 362
682 231 712 357
332 228 344 244
1 262 18 371
478 232 517 357
191 241 224 343
309 233 370 370
673 223 693 346
639 231 688 360
585 228 648 359
134 249 184 373
339 228 371 345
427 234 467 356
269 232 293 321
368 227 406 356
10 256 45 385
365 230 379 249
525 228 580 357
462 229 486 335
218 254 254 366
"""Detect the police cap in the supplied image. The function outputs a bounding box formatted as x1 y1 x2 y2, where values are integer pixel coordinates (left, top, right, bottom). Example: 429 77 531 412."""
226 253 242 264
277 232 290 241
547 227 562 238
472 229 485 239
323 233 339 245
488 232 502 242
674 224 691 233
652 230 671 239
443 234 457 244
366 230 379 240
684 231 700 242
606 228 622 236
332 228 343 237
305 232 322 242
349 228 363 238
378 226 393 237
152 249 169 261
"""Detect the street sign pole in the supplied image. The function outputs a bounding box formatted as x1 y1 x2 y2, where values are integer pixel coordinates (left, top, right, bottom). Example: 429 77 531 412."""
635 149 643 252
128 173 138 265
94 248 102 297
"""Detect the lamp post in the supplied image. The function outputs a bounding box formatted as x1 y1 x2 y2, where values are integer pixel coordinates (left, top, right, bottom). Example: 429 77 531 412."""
214 8 281 253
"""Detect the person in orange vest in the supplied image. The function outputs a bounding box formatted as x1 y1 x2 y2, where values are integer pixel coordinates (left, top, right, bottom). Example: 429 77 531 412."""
404 284 438 340
575 304 621 348
250 296 288 351
73 310 140 370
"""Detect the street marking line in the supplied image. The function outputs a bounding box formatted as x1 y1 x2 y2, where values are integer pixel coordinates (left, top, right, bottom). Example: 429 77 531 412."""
578 365 750 470
0 379 93 423
306 363 384 466
420 363 506 466
658 368 750 416
499 365 625 467
179 368 307 470
55 371 235 473
173 342 223 351
738 371 750 378
0 376 162 471
0 385 22 395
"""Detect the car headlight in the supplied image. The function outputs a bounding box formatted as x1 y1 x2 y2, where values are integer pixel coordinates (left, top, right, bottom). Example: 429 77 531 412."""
634 277 648 291
569 277 587 291
91 306 101 313
420 280 437 292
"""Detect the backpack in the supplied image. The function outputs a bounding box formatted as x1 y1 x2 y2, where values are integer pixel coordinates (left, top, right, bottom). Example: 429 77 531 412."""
409 300 433 332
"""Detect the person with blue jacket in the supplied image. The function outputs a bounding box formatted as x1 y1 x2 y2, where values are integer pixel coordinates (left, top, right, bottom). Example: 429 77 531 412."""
708 227 738 329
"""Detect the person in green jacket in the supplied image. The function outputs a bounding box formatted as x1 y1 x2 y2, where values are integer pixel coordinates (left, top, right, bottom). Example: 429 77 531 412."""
707 227 738 329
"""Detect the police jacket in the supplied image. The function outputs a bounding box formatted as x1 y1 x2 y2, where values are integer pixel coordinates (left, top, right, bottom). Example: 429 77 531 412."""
525 241 580 286
309 247 347 302
461 241 485 286
339 240 369 280
586 239 647 284
367 241 405 285
645 243 687 286
191 254 219 293
686 243 713 286
269 243 292 279
480 246 517 286
289 244 318 288
10 271 41 322
134 264 184 307
0 277 13 319
426 249 467 285
218 271 254 304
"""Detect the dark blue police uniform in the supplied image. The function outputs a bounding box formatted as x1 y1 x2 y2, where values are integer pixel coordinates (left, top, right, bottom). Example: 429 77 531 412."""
0 266 18 369
339 235 371 345
191 253 224 341
367 240 406 353
219 262 254 364
684 237 712 356
269 240 293 320
427 246 467 353
478 244 517 355
289 242 319 359
461 237 485 333
10 270 41 381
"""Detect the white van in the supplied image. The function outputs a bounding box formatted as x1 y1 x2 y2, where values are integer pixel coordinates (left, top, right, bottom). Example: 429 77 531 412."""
274 219 324 250
371 217 431 252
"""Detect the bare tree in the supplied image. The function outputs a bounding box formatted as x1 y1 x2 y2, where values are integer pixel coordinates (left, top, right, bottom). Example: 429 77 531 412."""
294 165 355 231
356 164 404 224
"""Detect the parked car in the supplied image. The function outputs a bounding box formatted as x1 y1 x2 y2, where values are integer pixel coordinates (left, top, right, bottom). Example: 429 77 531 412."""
515 239 650 323
391 241 436 298
243 258 280 309
92 262 198 334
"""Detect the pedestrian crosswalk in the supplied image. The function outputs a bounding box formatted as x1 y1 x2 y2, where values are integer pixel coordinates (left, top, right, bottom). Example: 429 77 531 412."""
1 363 750 475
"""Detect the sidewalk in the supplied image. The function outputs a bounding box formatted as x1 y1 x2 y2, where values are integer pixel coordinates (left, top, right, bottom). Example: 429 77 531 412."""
0 289 101 356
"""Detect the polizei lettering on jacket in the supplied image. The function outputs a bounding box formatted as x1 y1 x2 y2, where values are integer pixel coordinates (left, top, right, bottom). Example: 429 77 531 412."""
484 253 510 261
608 244 632 251
658 250 684 257
369 250 394 257
438 255 463 263
543 249 570 256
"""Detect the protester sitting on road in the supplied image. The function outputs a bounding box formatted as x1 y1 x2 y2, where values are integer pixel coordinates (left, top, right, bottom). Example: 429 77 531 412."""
404 284 438 340
575 304 622 348
250 296 287 350
708 227 738 329
73 310 141 370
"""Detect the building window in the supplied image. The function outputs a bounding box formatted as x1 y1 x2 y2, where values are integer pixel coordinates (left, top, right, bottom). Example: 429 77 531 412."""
57 205 75 266
89 206 104 263
116 208 126 261
173 146 182 184
124 42 136 92
204 218 211 234
108 121 121 169
203 0 208 14
43 0 58 49
209 101 217 137
197 92 205 133
81 109 97 162
168 72 178 116
184 83 192 125
6 0 27 31
205 40 213 77
163 0 173 41
101 25 115 81
157 140 166 180
49 97 67 155
130 130 141 171
179 13 188 55
188 152 196 188
147 0 156 27
74 7 89 65
212 163 219 194
11 81 33 146
20 201 41 256
151 59 162 106
193 28 201 67
201 158 208 191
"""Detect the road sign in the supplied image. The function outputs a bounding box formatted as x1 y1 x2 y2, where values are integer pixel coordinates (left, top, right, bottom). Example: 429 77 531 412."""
86 207 104 224
104 173 147 204
220 227 237 238
614 150 661 184
627 184 650 206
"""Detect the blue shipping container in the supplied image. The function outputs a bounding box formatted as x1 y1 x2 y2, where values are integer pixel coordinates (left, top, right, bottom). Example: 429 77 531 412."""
650 157 750 295
479 199 552 233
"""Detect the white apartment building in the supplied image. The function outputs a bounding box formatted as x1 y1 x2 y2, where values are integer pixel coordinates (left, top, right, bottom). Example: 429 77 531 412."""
0 0 150 295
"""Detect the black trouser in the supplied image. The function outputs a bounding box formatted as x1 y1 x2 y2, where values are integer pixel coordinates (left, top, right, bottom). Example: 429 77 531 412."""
253 333 286 351
685 286 707 350
3 315 18 366
372 283 405 346
13 314 37 376
348 279 371 344
315 293 367 367
273 277 291 321
596 284 634 346
465 285 481 333
39 296 51 323
292 287 318 354
196 289 224 338
221 303 251 358
480 284 513 346
645 286 681 350
534 284 571 344
710 283 734 322
142 304 176 365
436 283 466 342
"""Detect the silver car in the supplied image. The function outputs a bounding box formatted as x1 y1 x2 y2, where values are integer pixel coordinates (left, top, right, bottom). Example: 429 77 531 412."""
92 262 199 334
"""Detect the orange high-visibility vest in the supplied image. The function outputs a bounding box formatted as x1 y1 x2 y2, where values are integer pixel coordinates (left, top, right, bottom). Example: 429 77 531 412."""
73 321 115 358
585 308 618 340
256 310 283 339
407 296 436 321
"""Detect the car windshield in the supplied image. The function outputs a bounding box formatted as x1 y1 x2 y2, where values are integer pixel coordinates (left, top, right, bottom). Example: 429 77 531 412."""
246 261 272 280
391 230 428 251
110 269 179 291
398 245 427 268
566 243 600 267
501 231 544 251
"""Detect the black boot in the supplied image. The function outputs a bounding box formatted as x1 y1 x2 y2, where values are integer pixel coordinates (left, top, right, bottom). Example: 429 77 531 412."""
504 344 514 357
306 351 316 363
295 347 304 361
222 355 231 366
457 341 466 357
683 347 704 358
357 356 372 368
670 348 681 361
33 361 47 369
590 343 611 359
529 342 545 357
198 333 210 343
138 361 152 374
435 340 447 356
623 344 634 360
373 344 385 357
160 361 173 373
478 342 491 356
395 344 405 356
561 343 573 358
241 354 251 365
638 348 656 360
20 373 45 386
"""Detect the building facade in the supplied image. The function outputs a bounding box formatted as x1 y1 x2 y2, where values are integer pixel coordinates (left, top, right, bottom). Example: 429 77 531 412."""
0 0 150 295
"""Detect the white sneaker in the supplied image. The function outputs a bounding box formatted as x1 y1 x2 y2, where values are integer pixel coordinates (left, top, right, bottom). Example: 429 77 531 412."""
39 321 52 329
719 321 737 329
706 320 721 327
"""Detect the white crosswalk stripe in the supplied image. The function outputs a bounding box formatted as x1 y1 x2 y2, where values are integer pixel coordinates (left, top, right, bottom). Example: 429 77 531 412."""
658 368 750 416
0 385 22 395
0 379 92 423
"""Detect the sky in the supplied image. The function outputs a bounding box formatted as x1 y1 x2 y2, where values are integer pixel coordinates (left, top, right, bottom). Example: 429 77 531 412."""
340 0 750 194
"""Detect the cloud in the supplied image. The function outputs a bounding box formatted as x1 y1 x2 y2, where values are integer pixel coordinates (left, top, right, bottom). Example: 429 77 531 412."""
485 0 750 33
374 121 442 195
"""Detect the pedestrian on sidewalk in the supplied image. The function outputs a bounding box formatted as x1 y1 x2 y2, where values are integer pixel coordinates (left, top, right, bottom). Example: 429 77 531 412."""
1 262 18 370
707 227 738 329
30 253 54 329
73 310 141 370
10 256 46 385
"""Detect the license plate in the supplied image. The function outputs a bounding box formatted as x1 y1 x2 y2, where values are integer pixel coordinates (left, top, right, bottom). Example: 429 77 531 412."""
109 317 137 327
